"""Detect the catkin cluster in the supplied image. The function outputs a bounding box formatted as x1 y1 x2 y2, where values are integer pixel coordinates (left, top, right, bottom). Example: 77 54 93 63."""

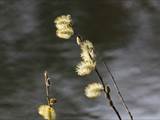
76 37 96 76
54 15 103 99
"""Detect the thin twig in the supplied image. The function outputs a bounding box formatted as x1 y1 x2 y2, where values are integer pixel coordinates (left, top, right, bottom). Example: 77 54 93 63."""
95 67 122 120
44 70 51 106
103 62 133 120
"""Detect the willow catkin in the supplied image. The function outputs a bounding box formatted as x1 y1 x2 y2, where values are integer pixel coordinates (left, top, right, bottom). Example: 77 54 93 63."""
38 105 56 120
76 61 96 76
85 82 104 98
54 15 74 39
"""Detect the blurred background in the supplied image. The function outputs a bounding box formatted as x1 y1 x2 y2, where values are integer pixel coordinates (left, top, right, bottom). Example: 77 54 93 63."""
0 0 160 119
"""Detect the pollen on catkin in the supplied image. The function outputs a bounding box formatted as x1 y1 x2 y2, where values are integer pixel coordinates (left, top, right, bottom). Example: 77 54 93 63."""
38 105 56 120
54 15 74 39
85 83 104 98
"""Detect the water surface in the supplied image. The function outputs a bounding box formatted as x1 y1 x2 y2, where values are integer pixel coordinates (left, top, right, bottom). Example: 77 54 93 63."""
0 0 160 119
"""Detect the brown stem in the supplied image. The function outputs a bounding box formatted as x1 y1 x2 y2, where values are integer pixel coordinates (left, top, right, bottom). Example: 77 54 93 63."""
95 68 122 120
103 62 133 120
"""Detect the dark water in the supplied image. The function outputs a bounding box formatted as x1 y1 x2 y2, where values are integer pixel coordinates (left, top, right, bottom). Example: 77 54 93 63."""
0 0 160 119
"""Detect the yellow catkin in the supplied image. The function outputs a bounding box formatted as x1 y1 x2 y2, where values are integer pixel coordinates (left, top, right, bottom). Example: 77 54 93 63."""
54 15 74 39
76 61 96 76
38 105 56 120
85 83 104 98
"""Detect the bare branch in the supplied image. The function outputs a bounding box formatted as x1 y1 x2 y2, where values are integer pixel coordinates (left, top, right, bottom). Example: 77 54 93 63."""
103 62 133 120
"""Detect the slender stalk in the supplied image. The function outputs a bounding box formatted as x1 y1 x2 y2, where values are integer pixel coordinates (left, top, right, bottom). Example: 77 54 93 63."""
44 71 52 120
44 70 51 106
95 67 122 120
103 62 133 120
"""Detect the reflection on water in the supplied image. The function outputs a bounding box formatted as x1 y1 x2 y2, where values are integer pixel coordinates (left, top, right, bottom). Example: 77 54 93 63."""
0 0 160 119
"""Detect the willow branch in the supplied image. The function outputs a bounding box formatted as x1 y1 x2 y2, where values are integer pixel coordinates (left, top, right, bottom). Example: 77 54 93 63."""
95 67 122 120
103 62 133 120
